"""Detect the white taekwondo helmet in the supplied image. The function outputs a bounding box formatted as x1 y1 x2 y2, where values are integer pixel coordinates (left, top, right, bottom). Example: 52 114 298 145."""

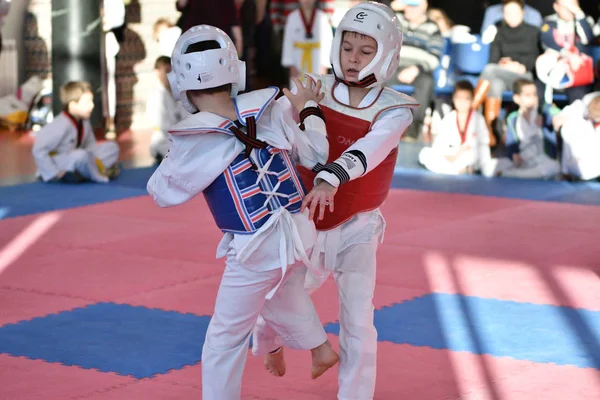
330 1 403 88
168 25 246 113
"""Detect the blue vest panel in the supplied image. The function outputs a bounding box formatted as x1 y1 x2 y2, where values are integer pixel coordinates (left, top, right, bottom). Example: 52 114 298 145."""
203 146 306 234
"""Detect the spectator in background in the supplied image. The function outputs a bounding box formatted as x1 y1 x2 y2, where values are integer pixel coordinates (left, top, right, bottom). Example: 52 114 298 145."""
270 0 334 33
559 93 600 181
536 0 596 104
175 0 243 56
145 56 186 163
496 78 560 179
427 8 454 37
32 81 120 183
0 0 9 58
473 0 541 146
102 0 126 139
270 0 334 87
281 0 332 87
153 18 181 57
419 80 492 175
481 1 543 38
235 0 259 90
390 0 444 140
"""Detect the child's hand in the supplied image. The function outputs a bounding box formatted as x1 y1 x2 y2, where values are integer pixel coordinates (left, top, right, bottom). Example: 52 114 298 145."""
301 180 338 221
283 77 324 112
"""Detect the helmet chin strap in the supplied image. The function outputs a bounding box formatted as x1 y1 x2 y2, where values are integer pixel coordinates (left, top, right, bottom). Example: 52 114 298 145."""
333 71 377 88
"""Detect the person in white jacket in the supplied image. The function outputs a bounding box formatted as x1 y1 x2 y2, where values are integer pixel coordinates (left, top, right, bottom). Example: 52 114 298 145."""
146 25 338 400
281 0 333 88
102 0 125 138
145 56 186 162
32 81 120 183
559 92 600 180
419 80 492 175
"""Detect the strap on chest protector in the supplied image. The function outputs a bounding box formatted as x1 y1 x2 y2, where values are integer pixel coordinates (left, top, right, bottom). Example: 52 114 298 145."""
228 116 267 167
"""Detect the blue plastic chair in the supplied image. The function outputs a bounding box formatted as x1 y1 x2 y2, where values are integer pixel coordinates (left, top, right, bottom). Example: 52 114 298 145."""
433 38 455 90
450 36 490 76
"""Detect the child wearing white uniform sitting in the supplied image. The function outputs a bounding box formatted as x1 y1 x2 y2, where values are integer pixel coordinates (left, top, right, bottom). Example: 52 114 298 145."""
419 81 491 175
32 81 120 183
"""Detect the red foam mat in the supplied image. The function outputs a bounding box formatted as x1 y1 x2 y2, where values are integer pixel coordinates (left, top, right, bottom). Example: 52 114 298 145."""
0 190 598 399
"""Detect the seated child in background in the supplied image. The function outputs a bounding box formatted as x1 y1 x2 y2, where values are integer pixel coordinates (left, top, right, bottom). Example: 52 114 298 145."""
419 81 492 175
0 75 44 129
145 56 186 162
32 81 120 183
495 78 561 179
559 93 600 181
152 18 182 57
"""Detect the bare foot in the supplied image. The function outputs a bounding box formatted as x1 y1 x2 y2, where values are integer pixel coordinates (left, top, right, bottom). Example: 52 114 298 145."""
264 347 286 377
311 340 339 379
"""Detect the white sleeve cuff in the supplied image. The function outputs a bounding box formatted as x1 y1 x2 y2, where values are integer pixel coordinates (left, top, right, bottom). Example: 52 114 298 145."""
312 151 367 188
315 170 341 188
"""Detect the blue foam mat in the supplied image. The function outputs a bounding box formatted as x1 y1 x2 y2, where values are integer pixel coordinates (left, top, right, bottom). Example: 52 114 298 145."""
2 163 600 220
0 181 147 219
0 167 157 219
0 303 210 378
325 293 600 369
108 165 157 190
1 296 598 375
391 168 600 205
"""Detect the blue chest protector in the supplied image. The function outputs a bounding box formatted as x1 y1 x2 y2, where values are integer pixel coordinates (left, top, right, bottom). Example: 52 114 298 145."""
199 87 307 234
203 146 306 234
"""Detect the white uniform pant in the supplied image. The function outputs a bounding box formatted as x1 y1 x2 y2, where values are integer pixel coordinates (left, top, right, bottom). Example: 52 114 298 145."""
253 214 382 400
51 142 119 183
419 147 475 175
497 154 560 179
561 135 600 180
149 130 170 159
202 249 327 400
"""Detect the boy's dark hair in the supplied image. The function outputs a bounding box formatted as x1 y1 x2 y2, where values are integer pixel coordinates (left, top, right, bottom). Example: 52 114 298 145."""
502 0 524 8
60 81 92 107
154 56 171 69
513 78 535 95
453 80 475 96
185 40 232 95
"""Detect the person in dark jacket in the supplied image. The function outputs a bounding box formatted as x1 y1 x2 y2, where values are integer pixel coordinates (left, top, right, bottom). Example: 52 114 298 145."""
175 0 243 56
472 0 541 146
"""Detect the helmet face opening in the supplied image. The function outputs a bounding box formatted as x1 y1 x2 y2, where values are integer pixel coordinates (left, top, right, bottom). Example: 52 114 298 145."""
330 2 403 88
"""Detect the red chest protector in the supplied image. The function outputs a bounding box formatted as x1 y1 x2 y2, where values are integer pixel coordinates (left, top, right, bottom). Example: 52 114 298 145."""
298 75 418 231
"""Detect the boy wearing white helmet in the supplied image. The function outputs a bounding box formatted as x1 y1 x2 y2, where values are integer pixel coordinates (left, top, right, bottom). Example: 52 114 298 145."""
253 2 418 399
146 25 339 399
